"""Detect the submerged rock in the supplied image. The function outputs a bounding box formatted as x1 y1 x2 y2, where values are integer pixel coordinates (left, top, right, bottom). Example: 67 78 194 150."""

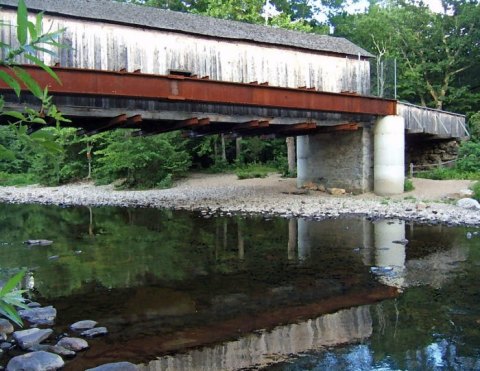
0 342 12 351
19 306 57 326
0 319 14 335
70 320 97 331
13 328 53 350
56 337 89 351
6 351 64 371
24 240 53 246
86 362 138 371
29 344 76 357
81 327 108 338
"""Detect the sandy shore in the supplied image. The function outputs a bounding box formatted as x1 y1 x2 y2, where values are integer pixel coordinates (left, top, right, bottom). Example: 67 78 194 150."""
0 174 478 226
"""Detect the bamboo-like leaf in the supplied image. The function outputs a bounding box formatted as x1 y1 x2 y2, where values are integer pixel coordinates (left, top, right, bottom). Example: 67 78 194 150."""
31 46 57 56
0 270 25 297
24 54 61 84
13 66 43 98
16 0 28 45
35 12 44 36
0 70 21 96
27 21 37 40
0 302 23 327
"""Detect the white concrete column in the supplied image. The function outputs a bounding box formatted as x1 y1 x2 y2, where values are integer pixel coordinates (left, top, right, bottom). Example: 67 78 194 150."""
296 135 309 188
374 115 405 195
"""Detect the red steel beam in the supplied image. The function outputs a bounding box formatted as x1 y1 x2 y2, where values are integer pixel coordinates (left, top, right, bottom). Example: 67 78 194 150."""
0 65 397 116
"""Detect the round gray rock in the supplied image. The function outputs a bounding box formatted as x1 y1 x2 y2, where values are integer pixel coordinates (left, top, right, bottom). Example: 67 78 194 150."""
0 319 14 335
86 362 138 371
70 320 97 331
56 337 89 351
6 351 64 371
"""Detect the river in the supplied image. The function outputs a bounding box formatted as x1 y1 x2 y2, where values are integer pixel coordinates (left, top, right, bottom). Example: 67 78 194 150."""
0 203 479 370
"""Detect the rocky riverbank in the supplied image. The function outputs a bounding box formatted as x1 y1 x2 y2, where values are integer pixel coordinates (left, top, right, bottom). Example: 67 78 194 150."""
0 174 478 226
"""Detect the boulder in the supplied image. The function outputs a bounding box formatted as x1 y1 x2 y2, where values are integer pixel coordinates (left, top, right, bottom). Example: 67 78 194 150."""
86 362 138 371
327 188 346 196
19 306 57 326
13 328 53 350
6 351 64 371
457 198 480 210
56 337 89 351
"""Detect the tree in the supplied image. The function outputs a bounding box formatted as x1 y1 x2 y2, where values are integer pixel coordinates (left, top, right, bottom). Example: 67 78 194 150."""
334 0 480 112
0 0 68 159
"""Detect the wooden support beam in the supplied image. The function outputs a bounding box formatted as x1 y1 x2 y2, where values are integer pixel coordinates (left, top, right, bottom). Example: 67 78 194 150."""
316 123 359 133
78 114 128 136
132 116 208 136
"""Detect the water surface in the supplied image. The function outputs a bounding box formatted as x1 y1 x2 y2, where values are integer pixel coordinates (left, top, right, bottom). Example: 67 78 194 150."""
0 204 478 370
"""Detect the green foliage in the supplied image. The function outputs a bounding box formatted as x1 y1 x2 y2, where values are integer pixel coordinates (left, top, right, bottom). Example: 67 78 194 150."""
334 0 480 112
0 0 69 160
472 181 480 201
416 167 480 181
404 178 414 192
0 171 36 186
94 131 191 188
0 270 28 327
235 163 277 179
457 141 480 173
467 112 480 141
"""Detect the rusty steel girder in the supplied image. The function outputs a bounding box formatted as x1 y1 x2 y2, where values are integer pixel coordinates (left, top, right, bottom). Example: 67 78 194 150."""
0 65 396 116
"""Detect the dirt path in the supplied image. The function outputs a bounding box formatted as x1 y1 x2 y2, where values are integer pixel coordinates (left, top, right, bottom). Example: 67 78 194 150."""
395 178 475 201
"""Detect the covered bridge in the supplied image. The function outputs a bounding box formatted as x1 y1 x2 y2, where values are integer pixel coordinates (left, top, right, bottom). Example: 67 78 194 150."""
0 0 467 195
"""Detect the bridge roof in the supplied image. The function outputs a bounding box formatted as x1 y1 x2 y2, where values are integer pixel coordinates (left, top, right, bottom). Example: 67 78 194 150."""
0 0 373 58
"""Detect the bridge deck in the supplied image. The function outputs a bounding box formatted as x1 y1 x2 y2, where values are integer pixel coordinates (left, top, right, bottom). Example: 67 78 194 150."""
0 65 395 137
0 66 467 139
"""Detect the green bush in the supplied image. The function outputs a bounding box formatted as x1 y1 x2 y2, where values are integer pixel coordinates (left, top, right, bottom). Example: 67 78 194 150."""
457 141 480 172
416 167 480 180
235 163 277 180
94 131 191 189
472 182 480 201
404 178 414 192
0 172 36 186
29 128 85 186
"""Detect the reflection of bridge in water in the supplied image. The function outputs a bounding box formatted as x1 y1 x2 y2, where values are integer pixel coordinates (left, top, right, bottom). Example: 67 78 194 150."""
37 213 467 370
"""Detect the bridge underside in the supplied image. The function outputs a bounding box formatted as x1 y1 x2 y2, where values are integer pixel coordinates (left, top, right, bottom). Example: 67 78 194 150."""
0 65 395 138
0 66 466 195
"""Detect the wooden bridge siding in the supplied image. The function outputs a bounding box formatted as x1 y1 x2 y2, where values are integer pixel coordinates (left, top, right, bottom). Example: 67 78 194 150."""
0 10 370 95
397 103 468 138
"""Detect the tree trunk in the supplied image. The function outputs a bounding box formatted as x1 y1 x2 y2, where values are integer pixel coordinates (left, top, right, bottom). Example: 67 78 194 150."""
286 137 296 174
236 136 242 163
221 134 227 162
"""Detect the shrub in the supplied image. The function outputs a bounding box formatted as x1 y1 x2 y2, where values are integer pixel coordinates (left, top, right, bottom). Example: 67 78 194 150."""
457 141 480 173
472 182 480 201
404 178 414 192
94 131 191 189
235 163 277 180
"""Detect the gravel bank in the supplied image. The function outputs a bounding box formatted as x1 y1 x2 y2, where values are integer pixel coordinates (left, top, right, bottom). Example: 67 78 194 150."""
0 174 478 226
